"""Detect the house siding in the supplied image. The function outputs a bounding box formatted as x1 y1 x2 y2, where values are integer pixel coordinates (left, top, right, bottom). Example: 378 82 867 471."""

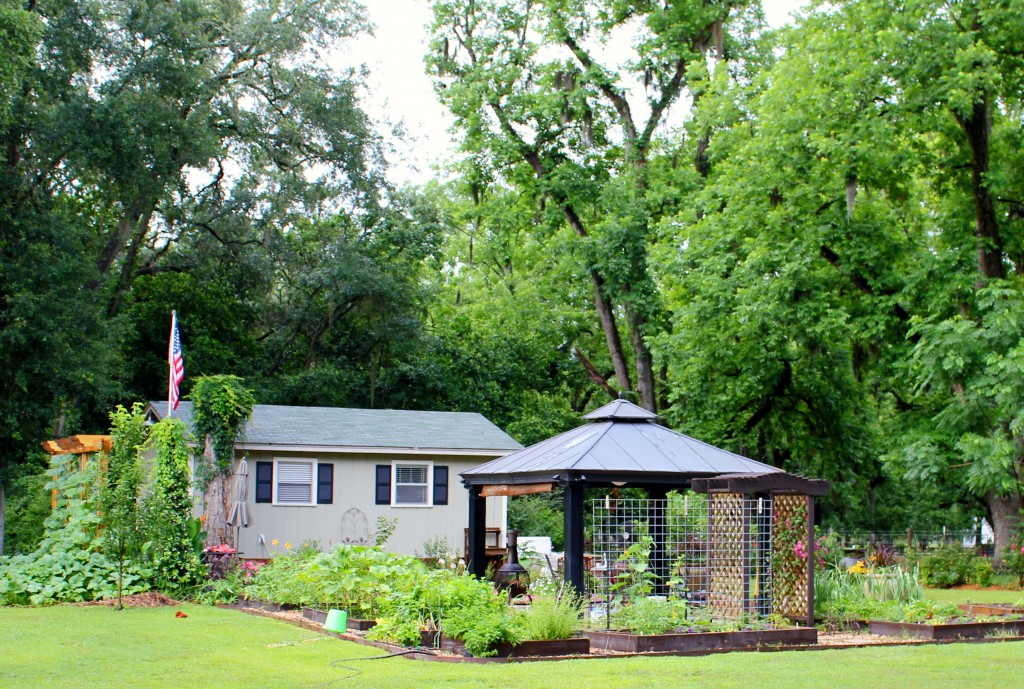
234 450 506 558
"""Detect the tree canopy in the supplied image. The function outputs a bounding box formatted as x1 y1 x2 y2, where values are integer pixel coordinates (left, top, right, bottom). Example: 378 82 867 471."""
3 0 1023 558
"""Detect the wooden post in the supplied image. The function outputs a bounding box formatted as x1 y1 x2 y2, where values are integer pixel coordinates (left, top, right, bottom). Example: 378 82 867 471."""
806 495 816 628
467 485 487 579
563 479 585 594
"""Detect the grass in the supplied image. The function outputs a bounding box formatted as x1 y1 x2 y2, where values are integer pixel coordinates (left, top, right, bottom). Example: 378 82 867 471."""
2 604 1024 689
923 586 1023 605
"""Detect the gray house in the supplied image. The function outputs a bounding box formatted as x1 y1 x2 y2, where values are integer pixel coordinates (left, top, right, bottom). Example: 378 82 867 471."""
146 402 520 558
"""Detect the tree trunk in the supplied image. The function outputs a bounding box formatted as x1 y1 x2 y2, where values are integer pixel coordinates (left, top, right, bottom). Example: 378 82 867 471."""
988 489 1021 568
590 272 633 394
201 436 231 547
957 95 1004 282
625 303 657 411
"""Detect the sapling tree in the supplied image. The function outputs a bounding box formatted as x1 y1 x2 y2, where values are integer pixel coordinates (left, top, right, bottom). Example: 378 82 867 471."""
101 403 149 609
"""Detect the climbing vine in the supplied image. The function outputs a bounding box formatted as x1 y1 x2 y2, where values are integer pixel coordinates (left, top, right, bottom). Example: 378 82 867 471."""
190 375 255 480
146 418 205 592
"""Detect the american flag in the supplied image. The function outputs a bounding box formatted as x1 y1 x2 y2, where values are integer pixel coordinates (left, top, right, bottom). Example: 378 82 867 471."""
168 311 185 412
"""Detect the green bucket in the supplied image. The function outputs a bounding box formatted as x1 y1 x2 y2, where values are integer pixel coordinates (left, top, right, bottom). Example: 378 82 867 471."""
324 609 348 633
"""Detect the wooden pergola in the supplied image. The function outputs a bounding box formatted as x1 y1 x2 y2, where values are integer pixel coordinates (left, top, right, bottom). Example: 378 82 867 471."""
461 400 829 626
41 434 112 509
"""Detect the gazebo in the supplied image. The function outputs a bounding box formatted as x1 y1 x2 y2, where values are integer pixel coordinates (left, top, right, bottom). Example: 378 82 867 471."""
461 400 829 625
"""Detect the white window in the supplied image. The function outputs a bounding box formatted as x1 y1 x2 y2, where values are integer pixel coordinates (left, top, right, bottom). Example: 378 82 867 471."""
274 459 315 505
393 463 430 506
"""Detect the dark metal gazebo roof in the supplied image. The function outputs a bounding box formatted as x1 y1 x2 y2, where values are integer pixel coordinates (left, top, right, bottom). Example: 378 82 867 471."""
462 399 789 488
461 399 829 605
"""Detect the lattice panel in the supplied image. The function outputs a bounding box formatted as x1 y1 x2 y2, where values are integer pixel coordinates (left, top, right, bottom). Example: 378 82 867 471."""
707 493 745 617
772 494 809 619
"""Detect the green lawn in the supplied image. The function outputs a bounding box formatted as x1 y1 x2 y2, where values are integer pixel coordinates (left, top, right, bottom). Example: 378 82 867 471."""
2 605 1023 689
924 586 1024 605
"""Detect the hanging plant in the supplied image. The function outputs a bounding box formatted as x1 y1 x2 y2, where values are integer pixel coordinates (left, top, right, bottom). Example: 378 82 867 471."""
190 375 255 480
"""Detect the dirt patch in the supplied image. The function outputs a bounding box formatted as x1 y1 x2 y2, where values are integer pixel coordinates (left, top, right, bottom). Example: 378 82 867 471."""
76 592 180 608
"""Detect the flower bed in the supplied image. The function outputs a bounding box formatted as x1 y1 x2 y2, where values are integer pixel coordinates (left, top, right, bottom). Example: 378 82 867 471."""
868 619 1024 640
584 627 817 653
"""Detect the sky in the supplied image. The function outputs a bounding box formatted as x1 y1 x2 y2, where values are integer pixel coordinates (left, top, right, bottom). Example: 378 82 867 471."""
347 0 808 185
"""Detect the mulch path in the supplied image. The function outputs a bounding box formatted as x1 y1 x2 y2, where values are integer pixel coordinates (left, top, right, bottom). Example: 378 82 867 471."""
76 592 180 607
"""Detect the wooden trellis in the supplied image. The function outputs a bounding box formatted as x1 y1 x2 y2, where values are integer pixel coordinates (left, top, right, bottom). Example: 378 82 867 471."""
41 434 111 509
772 494 812 620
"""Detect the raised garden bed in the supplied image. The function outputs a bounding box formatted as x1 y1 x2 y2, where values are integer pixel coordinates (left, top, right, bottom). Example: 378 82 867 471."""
869 619 1024 640
584 627 817 653
957 603 1024 617
237 599 299 613
301 607 377 630
420 631 590 657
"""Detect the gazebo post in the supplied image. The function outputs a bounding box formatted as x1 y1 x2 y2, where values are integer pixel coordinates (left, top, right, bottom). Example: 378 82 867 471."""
805 495 816 628
563 478 585 593
467 485 488 579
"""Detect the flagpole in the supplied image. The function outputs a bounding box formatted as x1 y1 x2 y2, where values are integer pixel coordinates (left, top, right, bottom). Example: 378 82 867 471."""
168 311 176 418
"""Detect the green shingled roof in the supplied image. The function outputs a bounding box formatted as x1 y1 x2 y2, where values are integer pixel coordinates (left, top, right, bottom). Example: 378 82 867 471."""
147 401 522 453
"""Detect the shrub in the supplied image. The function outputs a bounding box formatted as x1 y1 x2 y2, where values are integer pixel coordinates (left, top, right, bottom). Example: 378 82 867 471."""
1003 529 1024 587
973 557 994 587
919 546 975 588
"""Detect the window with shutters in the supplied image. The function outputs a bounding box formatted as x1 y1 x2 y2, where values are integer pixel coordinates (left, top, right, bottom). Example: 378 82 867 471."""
274 460 315 505
393 463 430 506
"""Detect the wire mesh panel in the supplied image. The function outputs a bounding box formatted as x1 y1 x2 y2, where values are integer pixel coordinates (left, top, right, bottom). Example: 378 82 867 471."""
589 492 773 621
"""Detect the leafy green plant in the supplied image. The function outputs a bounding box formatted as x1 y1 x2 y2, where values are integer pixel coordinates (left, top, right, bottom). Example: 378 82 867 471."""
372 517 397 548
189 376 256 479
609 527 657 602
441 596 524 656
815 564 923 625
898 599 963 624
973 557 995 587
612 596 689 635
1003 524 1024 587
102 403 149 609
0 454 148 605
144 419 205 593
518 588 584 640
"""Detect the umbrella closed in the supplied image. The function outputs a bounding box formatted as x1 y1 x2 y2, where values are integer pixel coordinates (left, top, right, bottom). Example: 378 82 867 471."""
228 459 251 548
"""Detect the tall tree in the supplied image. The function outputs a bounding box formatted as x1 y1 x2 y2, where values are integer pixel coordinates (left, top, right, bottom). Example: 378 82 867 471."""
0 0 386 550
656 0 1024 547
429 0 762 410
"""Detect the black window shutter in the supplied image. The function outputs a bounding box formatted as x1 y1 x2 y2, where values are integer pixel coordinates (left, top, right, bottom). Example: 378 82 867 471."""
255 461 273 503
433 465 449 506
317 463 334 504
375 465 391 505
